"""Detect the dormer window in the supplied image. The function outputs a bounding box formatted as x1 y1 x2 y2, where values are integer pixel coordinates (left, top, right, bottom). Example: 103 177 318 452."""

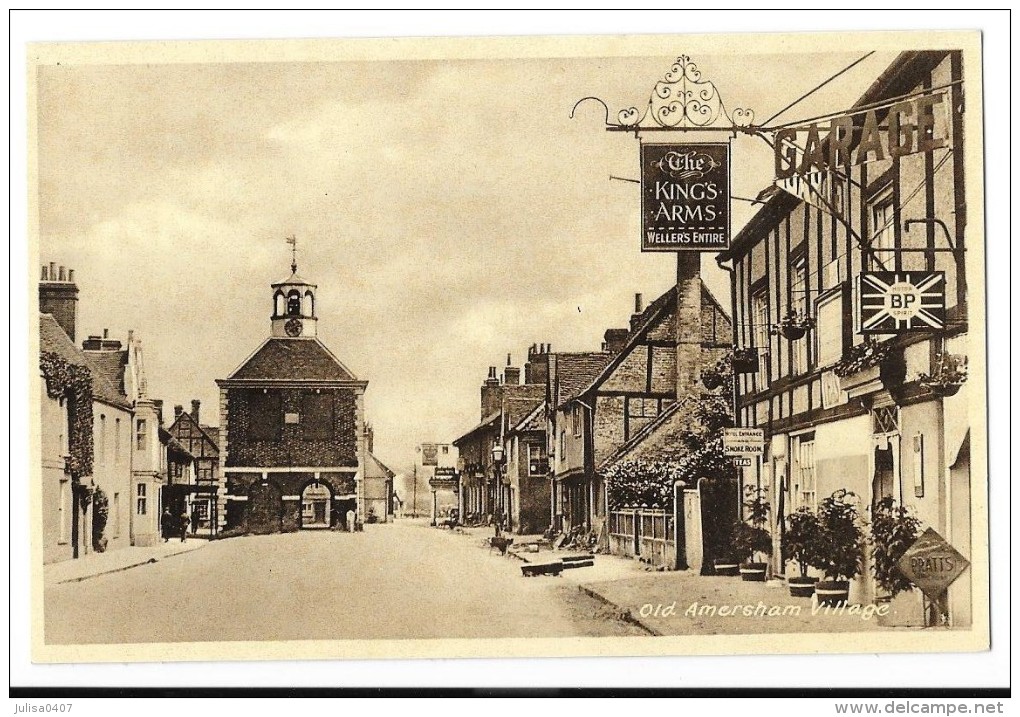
287 290 302 316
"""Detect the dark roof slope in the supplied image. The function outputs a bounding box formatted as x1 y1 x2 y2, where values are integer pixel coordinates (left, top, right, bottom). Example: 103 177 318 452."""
227 338 358 382
81 349 128 395
453 411 501 446
40 314 131 409
553 352 612 408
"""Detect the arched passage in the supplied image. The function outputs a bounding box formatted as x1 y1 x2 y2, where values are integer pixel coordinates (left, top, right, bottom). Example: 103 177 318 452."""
300 481 333 529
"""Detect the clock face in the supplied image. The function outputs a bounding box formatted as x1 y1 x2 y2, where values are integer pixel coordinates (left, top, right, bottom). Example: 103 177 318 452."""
284 318 303 337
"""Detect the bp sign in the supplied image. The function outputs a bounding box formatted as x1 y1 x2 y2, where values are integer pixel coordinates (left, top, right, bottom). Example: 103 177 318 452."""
896 527 969 599
859 271 946 334
641 143 730 252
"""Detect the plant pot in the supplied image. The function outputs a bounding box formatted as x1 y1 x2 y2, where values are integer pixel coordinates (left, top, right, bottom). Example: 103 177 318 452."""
787 575 819 598
713 558 740 576
780 325 807 341
739 561 768 582
815 580 850 607
927 382 962 398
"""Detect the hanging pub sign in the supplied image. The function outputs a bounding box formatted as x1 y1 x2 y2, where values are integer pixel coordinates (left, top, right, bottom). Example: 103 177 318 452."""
641 142 730 252
859 271 946 334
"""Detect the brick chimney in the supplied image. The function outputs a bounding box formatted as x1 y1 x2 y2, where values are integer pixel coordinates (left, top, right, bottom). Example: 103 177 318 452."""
191 399 201 426
481 366 502 420
675 255 703 400
174 404 184 421
630 293 644 332
39 263 79 342
153 399 164 426
524 343 550 385
503 353 520 386
82 329 123 352
603 328 629 355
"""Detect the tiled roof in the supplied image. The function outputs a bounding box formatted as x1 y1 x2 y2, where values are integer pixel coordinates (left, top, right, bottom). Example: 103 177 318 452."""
553 352 612 408
81 349 128 395
226 338 358 382
200 425 220 448
453 411 500 446
40 314 131 409
365 452 396 480
597 399 687 470
160 427 194 461
509 400 545 434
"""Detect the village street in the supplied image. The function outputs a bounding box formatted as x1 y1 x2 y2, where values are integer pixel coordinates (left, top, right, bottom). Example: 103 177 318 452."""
43 520 646 644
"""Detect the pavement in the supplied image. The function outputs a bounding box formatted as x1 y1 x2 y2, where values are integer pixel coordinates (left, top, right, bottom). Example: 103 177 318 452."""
43 537 208 586
432 522 898 636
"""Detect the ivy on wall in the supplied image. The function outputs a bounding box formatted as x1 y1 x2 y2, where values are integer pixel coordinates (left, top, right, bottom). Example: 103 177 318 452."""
604 393 734 513
40 351 94 478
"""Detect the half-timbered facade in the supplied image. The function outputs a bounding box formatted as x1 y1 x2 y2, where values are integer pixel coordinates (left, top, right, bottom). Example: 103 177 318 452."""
167 401 220 535
717 50 973 625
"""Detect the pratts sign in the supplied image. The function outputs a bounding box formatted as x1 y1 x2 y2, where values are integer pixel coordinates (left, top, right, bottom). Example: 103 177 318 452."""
641 143 730 252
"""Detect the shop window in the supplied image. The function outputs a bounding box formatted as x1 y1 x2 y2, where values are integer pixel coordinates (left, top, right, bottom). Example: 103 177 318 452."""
792 433 816 511
869 186 896 271
751 287 770 385
815 288 845 368
791 254 810 375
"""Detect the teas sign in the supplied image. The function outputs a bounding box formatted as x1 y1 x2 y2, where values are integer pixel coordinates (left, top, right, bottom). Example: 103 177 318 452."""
641 143 730 252
896 527 969 599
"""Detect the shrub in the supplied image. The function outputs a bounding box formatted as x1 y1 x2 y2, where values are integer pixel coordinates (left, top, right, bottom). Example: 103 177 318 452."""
870 496 922 597
815 489 865 581
785 507 823 578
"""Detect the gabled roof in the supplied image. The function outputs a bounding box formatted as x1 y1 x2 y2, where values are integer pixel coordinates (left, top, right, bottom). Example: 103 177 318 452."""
596 399 686 471
81 349 128 396
167 411 220 454
508 400 545 435
453 411 500 446
365 452 396 480
553 351 612 409
224 337 359 382
40 314 131 409
160 427 194 461
570 283 731 404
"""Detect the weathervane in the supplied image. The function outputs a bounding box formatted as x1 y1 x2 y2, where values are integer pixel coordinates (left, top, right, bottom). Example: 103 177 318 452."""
286 235 297 273
572 55 757 135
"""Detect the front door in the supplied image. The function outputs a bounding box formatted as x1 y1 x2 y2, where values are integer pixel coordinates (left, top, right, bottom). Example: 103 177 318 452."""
301 483 331 529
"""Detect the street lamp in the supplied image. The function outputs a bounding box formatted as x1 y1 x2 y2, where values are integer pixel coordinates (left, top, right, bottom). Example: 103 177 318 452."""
491 442 505 535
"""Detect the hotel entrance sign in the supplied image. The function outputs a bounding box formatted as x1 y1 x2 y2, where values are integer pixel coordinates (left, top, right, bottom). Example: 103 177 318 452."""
641 143 731 252
722 428 765 456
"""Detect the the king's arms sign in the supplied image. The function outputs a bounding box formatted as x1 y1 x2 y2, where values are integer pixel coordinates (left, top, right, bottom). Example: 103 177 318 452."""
641 143 730 252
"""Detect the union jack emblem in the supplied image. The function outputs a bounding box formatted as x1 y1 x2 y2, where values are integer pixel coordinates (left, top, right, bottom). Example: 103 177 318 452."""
859 271 946 334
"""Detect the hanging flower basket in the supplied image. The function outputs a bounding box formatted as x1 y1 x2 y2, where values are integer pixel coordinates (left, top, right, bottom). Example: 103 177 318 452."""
918 353 967 398
833 339 905 396
771 309 815 342
701 372 723 390
731 347 759 374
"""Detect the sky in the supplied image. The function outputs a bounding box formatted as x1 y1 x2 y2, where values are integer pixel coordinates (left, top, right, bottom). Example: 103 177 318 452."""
34 38 901 474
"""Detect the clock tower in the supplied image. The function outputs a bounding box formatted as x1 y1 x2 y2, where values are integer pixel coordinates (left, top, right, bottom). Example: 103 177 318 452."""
270 260 317 339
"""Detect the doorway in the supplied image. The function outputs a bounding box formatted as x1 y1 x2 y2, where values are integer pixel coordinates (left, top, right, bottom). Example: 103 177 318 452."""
301 483 332 529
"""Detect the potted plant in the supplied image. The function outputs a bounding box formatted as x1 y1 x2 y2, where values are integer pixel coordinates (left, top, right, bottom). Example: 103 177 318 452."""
771 308 815 341
784 506 823 597
732 486 772 581
870 496 924 625
813 489 865 606
917 353 967 398
833 339 906 396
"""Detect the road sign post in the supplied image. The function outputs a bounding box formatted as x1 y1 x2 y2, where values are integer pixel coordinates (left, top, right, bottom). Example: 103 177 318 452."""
896 527 969 627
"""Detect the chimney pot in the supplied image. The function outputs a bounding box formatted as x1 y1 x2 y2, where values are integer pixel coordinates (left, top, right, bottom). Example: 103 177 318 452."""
174 404 184 419
41 265 48 281
103 328 109 339
68 269 75 283
191 399 201 425
58 266 66 281
506 353 512 367
49 262 56 277
635 293 644 313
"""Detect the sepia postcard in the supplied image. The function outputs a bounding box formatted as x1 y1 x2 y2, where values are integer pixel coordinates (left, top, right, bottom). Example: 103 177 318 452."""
26 28 990 665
